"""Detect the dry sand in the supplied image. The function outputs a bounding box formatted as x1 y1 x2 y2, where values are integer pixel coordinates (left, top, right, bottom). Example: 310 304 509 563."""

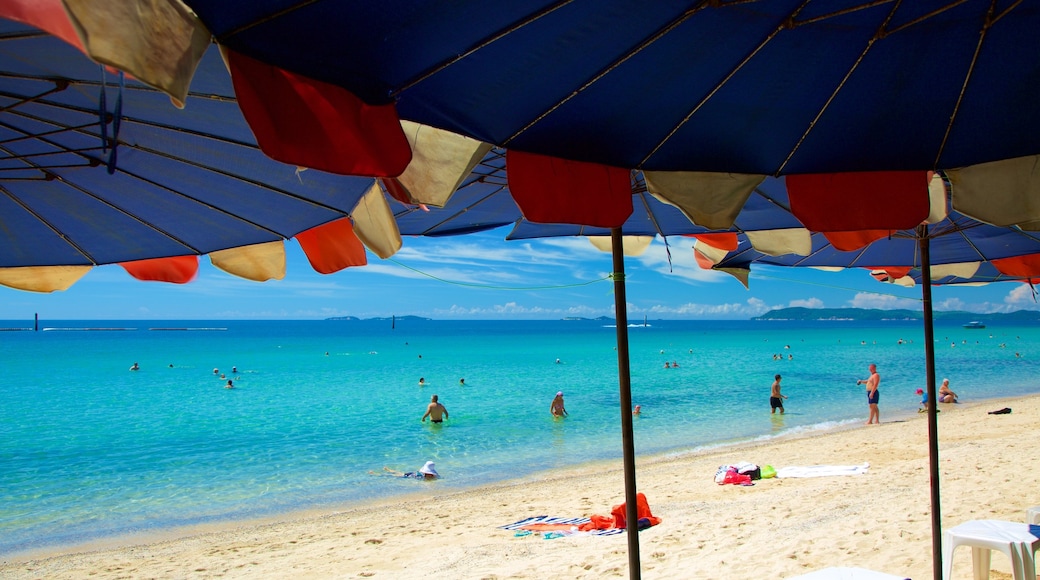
3 395 1038 579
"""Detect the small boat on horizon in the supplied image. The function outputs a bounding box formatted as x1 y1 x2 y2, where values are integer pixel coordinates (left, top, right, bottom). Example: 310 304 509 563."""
963 321 986 329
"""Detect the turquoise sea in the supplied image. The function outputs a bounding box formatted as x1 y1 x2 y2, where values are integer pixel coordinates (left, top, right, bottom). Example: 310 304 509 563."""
1 318 1038 556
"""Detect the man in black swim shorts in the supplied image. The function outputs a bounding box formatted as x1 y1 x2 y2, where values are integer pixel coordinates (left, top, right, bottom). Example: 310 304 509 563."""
770 374 787 414
422 394 449 423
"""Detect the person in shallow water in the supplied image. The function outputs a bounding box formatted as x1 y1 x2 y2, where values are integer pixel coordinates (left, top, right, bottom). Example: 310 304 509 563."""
372 461 440 480
550 391 568 418
421 395 449 423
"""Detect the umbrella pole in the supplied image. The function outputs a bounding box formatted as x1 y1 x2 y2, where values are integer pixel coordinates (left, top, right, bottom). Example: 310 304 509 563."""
611 227 641 580
918 227 942 580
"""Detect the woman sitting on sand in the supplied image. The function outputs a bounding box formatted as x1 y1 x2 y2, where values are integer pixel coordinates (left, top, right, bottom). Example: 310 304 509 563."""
938 379 958 403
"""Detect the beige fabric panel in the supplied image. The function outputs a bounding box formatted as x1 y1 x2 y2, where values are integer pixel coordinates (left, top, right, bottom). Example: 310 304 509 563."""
587 235 653 256
63 0 211 108
352 181 402 259
930 262 979 280
948 155 1040 227
395 121 493 207
0 265 91 292
715 267 749 289
746 228 812 257
644 171 765 230
926 173 949 225
210 241 286 281
692 239 730 265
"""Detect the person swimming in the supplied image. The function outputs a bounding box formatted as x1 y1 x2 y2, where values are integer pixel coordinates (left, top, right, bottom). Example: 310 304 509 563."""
129 362 139 371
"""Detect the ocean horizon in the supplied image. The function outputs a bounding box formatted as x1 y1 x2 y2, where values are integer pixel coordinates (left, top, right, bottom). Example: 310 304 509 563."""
2 318 1037 557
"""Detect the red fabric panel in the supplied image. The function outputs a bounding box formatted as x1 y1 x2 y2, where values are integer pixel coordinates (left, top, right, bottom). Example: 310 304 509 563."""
380 177 412 205
787 171 930 231
823 230 895 252
296 218 367 274
506 150 632 227
227 50 411 177
876 266 912 279
0 0 83 51
689 233 739 251
992 254 1040 277
120 255 198 283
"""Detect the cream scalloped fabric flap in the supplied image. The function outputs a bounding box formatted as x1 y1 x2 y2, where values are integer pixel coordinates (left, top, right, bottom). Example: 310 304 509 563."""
746 228 812 257
930 262 979 280
587 235 653 256
871 270 916 288
644 171 765 230
715 267 749 289
352 181 401 259
0 265 91 292
210 241 286 281
62 0 211 108
947 155 1040 228
926 173 948 225
691 239 731 265
394 121 493 207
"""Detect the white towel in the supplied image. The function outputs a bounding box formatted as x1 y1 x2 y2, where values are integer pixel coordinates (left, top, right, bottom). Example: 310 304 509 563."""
775 463 869 478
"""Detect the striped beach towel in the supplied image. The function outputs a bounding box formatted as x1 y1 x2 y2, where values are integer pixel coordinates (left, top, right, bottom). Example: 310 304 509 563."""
499 515 624 537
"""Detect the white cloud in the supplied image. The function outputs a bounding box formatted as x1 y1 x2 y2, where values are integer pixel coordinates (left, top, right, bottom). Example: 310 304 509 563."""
1004 284 1039 306
847 293 920 310
788 297 824 309
641 297 775 318
630 238 729 283
935 298 965 311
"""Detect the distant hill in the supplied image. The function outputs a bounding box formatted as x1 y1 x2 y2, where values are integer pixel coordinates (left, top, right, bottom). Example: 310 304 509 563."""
324 315 432 321
753 307 1040 322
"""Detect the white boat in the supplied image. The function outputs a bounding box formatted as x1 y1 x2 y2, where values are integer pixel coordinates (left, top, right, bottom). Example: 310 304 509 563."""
963 321 986 329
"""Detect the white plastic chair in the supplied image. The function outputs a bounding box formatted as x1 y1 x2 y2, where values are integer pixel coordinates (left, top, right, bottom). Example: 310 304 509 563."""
942 519 1040 580
1027 506 1040 525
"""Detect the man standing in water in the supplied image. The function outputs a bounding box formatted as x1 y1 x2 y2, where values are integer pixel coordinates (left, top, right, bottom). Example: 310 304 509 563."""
421 395 449 423
857 363 880 424
770 374 787 414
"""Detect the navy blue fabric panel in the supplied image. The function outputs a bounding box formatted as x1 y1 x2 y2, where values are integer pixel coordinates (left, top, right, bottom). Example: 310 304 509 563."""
185 0 1040 174
0 18 374 267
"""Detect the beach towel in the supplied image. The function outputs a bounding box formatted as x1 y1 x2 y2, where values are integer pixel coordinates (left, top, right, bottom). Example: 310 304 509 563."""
775 463 870 478
578 492 662 531
499 516 623 537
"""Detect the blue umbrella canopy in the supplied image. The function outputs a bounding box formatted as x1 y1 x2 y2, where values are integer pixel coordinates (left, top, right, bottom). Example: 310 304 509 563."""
712 207 1040 281
187 0 1040 174
0 16 375 271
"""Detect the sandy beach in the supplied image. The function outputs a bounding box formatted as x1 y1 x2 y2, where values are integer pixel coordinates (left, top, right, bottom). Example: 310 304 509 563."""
4 394 1038 579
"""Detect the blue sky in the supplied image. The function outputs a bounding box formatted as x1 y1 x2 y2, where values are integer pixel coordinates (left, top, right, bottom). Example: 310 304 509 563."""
1 227 1037 320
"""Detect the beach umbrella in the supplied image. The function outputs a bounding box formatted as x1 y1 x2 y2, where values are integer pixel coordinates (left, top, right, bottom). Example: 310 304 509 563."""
21 4 1040 578
0 9 392 291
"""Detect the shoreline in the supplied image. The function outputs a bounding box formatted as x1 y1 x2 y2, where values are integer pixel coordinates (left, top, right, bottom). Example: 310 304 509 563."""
1 401 911 563
5 393 1037 578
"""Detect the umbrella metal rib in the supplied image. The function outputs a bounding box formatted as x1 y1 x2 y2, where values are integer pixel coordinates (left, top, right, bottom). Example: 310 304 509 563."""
0 181 99 263
392 0 576 99
4 93 363 236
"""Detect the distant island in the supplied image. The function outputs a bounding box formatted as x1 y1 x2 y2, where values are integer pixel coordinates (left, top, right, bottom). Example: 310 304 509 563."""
324 315 432 321
753 307 1040 322
561 316 615 321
